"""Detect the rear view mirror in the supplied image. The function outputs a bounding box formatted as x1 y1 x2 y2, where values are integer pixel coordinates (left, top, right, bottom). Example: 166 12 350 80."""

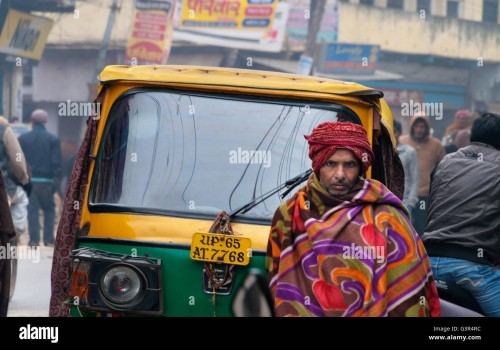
232 269 274 317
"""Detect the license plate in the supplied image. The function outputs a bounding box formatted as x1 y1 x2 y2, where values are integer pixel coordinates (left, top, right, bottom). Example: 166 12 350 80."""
190 233 252 266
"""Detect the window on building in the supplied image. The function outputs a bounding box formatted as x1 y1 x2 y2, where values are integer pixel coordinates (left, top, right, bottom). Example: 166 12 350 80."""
359 0 375 5
447 0 460 18
483 0 499 23
23 65 33 87
417 0 431 14
387 0 404 9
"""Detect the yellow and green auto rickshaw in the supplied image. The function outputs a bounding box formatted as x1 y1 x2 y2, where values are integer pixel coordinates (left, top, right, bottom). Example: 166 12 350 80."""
51 65 404 317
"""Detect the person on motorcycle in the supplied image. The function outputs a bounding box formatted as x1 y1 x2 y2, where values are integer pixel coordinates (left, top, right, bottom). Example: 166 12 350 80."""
422 113 500 316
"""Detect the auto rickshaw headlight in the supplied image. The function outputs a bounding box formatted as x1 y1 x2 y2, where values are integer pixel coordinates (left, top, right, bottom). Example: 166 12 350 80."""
69 247 163 315
100 265 145 305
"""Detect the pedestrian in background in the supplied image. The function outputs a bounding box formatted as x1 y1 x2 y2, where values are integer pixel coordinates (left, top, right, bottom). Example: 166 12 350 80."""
393 120 418 219
442 109 471 147
0 170 16 317
19 110 62 247
454 129 471 149
0 116 31 237
399 114 445 235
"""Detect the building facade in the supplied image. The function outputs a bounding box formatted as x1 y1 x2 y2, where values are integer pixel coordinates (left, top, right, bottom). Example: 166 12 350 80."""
7 0 500 148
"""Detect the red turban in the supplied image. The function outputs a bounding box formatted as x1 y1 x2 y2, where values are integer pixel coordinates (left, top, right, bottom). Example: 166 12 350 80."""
304 122 374 175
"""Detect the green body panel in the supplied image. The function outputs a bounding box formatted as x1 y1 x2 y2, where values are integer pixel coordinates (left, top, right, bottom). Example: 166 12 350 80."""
70 241 267 317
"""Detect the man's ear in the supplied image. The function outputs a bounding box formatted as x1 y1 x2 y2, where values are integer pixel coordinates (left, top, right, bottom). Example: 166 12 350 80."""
356 158 363 177
358 164 365 179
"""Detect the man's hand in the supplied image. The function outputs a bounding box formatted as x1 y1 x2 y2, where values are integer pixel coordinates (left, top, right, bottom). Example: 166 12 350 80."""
22 181 32 197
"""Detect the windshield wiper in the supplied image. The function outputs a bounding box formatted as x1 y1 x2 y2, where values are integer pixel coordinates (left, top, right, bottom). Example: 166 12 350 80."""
229 169 312 218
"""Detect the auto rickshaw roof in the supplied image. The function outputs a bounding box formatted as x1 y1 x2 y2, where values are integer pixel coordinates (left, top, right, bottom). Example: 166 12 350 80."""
99 65 384 102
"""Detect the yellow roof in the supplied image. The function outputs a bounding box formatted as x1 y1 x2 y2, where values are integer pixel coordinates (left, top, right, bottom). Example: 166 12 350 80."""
99 65 384 101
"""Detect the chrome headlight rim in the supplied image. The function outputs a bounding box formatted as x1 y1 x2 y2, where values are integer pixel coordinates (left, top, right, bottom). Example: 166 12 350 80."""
98 263 147 309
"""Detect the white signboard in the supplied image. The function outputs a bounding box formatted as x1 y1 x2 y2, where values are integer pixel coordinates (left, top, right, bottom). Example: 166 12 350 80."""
173 1 289 52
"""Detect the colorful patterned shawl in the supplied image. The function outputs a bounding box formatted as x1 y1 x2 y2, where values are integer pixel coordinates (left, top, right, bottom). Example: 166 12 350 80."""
267 174 440 317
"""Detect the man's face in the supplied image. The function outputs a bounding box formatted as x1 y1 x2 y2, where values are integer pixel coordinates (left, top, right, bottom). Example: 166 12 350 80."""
319 149 361 196
412 120 427 141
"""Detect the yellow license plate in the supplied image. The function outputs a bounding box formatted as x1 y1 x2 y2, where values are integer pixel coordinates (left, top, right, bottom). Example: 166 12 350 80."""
190 233 252 266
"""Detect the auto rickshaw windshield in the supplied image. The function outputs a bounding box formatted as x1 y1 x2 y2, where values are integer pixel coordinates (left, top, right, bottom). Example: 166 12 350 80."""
89 90 362 222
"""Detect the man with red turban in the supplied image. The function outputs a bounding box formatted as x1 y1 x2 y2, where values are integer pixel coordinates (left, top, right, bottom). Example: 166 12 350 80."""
266 122 440 317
